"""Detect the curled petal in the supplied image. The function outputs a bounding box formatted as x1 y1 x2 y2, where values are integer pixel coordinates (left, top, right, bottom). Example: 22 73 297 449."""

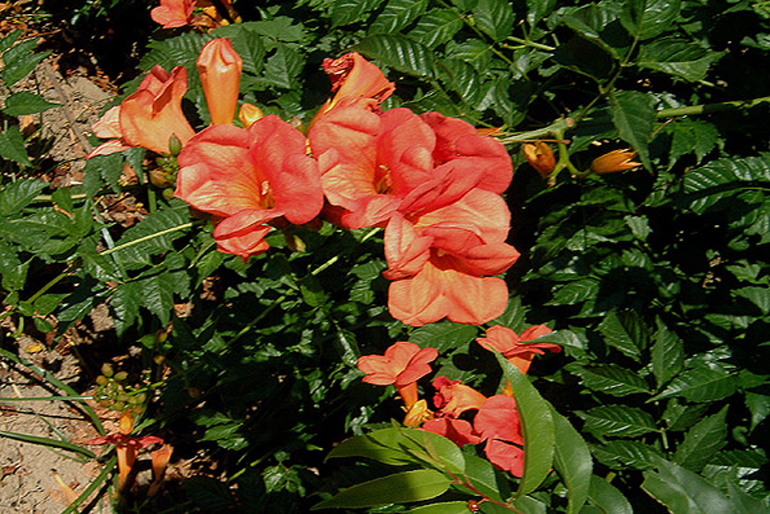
432 376 487 418
422 417 481 447
383 213 433 280
484 438 525 477
474 395 522 445
151 0 195 28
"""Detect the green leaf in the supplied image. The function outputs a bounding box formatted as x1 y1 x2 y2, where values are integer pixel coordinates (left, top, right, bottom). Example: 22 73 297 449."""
682 154 770 214
597 309 649 361
408 501 469 513
495 353 555 497
610 90 656 170
369 0 429 34
355 34 435 77
263 44 303 89
2 91 60 116
460 452 506 502
577 405 657 438
0 125 32 168
733 286 770 315
0 242 27 291
587 474 633 514
330 0 386 27
651 319 685 389
547 279 599 306
593 440 664 470
409 321 477 353
0 179 47 217
620 0 681 40
642 456 733 514
183 476 235 512
637 37 723 82
654 365 738 403
550 408 592 513
402 429 466 475
567 363 651 397
663 400 710 432
726 479 768 513
408 9 463 49
440 58 482 104
472 0 515 42
139 31 209 73
674 406 728 472
326 428 429 466
0 39 50 87
0 30 21 55
745 392 770 433
311 469 450 510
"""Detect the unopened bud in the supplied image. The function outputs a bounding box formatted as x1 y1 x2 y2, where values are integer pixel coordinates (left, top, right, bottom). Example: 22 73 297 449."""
238 103 263 128
168 134 183 156
101 363 114 378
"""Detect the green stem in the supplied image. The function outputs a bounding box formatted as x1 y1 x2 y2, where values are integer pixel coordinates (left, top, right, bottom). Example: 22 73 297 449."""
26 262 75 304
499 118 574 144
99 222 194 256
505 36 555 52
656 96 770 118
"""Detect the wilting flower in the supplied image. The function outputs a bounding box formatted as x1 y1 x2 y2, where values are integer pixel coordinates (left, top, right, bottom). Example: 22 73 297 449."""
309 52 395 129
148 444 174 496
150 0 195 28
522 141 556 177
383 189 520 326
197 38 242 125
88 412 163 491
432 376 487 418
357 341 438 408
403 399 433 428
89 65 195 158
590 148 641 174
174 116 323 261
474 395 525 477
476 325 560 374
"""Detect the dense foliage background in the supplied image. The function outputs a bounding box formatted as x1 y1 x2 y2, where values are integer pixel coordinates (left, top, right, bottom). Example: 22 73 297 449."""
1 0 769 512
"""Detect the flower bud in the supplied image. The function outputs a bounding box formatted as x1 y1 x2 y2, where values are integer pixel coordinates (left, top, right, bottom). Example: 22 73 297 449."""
197 38 243 125
590 148 641 174
168 133 183 156
238 103 263 128
101 363 114 378
522 141 556 177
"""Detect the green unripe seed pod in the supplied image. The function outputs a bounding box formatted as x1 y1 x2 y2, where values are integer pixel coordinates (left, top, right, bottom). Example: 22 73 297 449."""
96 375 108 386
114 371 128 382
101 363 114 378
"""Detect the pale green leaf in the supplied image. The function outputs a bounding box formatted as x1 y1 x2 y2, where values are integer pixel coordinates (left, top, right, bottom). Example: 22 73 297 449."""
551 408 592 513
587 474 633 514
610 90 656 170
593 440 664 470
642 456 733 514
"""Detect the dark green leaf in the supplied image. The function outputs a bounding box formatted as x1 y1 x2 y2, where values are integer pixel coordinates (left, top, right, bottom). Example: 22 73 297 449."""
402 429 466 475
620 0 681 40
0 39 50 87
330 0 386 27
593 440 664 470
355 34 435 77
733 286 770 315
663 400 710 432
183 476 235 512
567 363 651 397
370 0 429 34
654 365 738 403
495 353 555 497
598 309 649 361
610 90 656 170
726 479 768 513
0 179 47 217
139 31 209 72
638 37 723 82
263 44 303 89
682 154 770 214
409 321 477 353
551 407 592 513
110 282 141 336
745 392 770 433
408 9 463 49
327 428 426 466
408 502 468 513
0 241 27 291
460 452 506 502
311 469 450 510
674 406 728 472
2 91 60 116
547 279 599 306
642 456 733 514
472 0 515 42
0 125 31 167
587 474 633 514
651 319 685 389
577 405 657 438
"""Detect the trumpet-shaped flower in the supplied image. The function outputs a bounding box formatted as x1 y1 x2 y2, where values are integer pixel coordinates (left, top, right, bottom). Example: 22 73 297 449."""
357 341 438 408
476 325 560 374
383 188 520 326
197 38 242 125
150 0 195 28
522 141 556 177
174 115 323 261
89 65 195 158
432 376 487 418
590 148 641 174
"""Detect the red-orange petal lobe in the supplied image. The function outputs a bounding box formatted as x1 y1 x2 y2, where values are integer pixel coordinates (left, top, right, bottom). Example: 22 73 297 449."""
323 52 395 112
357 341 430 386
383 213 433 280
416 189 511 244
395 346 438 387
476 325 520 355
377 109 435 195
422 417 481 447
474 395 523 444
457 242 521 276
151 0 195 28
340 194 401 229
441 270 509 325
247 116 323 224
520 324 554 342
87 140 132 159
432 377 487 417
214 225 271 262
387 261 449 326
119 66 195 155
484 438 525 477
421 111 512 194
92 106 123 139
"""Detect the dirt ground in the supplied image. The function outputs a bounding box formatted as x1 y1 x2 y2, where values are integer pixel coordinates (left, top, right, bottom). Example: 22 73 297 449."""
0 44 119 512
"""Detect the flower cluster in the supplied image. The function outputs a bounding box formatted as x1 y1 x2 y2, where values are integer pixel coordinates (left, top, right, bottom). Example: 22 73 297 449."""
90 40 519 326
356 326 560 477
